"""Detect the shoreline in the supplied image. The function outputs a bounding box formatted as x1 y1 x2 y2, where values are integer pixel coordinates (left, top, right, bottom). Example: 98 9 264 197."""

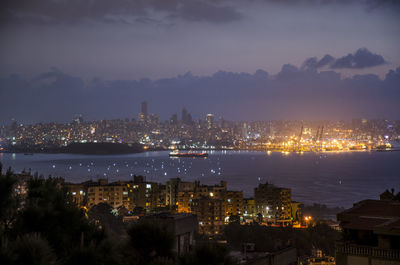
1 148 398 155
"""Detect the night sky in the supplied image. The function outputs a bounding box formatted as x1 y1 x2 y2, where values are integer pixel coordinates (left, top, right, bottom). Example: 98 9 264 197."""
1 0 399 123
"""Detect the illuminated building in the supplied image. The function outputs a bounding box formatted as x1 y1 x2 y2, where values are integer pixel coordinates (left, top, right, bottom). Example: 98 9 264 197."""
191 196 225 235
177 191 194 213
87 180 132 210
206 114 214 129
243 198 256 221
64 183 86 206
131 175 166 211
254 182 292 224
225 190 243 219
166 178 195 208
290 201 303 223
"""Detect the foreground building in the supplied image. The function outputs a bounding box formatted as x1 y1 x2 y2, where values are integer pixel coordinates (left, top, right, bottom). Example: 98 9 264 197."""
336 199 400 265
143 212 198 255
191 197 225 236
231 245 297 265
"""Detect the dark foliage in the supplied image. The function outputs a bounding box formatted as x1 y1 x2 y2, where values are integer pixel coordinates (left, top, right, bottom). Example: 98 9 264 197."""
180 243 237 265
0 166 18 234
10 177 105 257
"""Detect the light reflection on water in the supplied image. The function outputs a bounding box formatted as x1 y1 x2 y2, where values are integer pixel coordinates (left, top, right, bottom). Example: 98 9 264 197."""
1 150 399 208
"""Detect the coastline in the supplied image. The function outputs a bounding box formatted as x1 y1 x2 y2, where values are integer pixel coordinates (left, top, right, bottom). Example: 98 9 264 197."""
1 147 398 155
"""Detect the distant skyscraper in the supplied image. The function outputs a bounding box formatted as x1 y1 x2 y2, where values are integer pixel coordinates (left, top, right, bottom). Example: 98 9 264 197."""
181 107 193 125
170 114 178 125
73 114 83 124
141 101 148 118
139 101 148 123
242 123 248 138
206 114 214 129
182 107 188 123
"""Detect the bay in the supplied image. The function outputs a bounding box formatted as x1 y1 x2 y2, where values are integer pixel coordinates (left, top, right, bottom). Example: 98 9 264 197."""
1 151 399 208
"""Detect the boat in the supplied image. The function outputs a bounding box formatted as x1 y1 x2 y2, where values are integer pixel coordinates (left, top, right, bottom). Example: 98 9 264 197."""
24 153 34 155
169 150 208 158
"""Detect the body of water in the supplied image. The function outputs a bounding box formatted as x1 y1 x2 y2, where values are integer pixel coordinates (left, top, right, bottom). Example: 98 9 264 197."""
1 151 399 208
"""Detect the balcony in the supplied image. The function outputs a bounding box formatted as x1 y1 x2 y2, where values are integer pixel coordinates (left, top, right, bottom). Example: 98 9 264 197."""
336 242 400 260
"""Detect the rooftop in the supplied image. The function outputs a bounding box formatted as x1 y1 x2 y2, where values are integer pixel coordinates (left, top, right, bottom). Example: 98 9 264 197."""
337 199 400 235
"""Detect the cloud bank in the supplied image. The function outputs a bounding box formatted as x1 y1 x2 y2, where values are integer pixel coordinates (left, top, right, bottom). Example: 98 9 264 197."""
0 0 243 25
1 0 399 26
1 53 399 124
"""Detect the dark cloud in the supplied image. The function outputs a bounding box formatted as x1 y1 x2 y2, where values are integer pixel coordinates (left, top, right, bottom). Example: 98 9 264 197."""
331 48 387 69
301 54 335 70
302 48 387 70
1 63 399 123
258 0 400 9
174 1 242 23
2 0 399 26
316 55 335 68
0 0 242 25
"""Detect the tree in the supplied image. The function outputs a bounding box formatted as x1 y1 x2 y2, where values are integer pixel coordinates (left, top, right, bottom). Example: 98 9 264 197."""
256 213 263 224
10 177 106 258
0 165 19 234
0 233 58 265
180 243 237 265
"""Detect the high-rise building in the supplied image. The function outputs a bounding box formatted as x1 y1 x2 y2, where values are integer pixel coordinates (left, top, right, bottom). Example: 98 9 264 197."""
170 113 178 125
243 198 256 221
191 197 224 235
72 115 83 124
131 175 166 211
181 107 193 125
141 101 148 117
86 180 132 210
181 107 188 123
139 101 148 123
254 182 292 224
242 123 248 138
224 190 243 219
206 114 214 129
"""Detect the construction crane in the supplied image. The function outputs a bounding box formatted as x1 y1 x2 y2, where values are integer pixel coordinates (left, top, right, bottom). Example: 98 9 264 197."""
294 125 304 152
314 126 320 142
319 126 324 151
